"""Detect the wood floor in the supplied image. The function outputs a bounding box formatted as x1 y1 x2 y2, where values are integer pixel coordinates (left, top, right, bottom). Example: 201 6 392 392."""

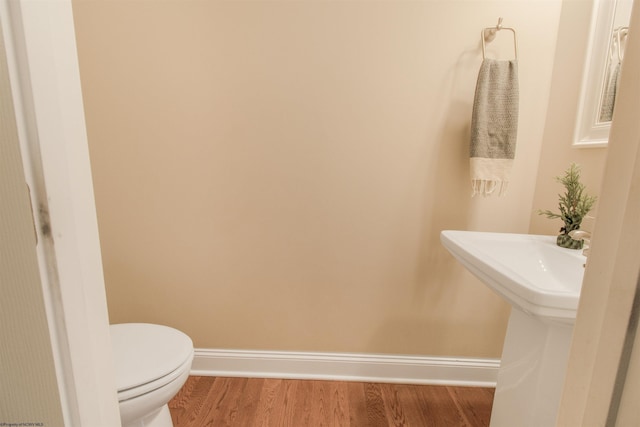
169 376 495 426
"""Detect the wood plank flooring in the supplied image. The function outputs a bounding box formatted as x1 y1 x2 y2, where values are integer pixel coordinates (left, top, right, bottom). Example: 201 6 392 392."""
169 376 494 426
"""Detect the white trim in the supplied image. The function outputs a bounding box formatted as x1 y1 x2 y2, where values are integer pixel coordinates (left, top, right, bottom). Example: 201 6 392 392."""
573 0 616 147
191 349 499 387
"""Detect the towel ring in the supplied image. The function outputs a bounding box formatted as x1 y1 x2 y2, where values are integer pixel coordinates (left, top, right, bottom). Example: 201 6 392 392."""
615 26 629 62
482 17 518 60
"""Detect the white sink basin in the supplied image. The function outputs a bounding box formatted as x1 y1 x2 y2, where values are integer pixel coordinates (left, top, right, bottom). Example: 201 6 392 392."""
441 230 586 323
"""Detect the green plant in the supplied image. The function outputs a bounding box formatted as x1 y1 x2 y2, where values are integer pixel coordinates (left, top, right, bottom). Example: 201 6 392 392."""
538 163 597 235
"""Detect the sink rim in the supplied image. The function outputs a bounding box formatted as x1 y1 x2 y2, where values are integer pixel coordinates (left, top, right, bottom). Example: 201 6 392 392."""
440 230 586 323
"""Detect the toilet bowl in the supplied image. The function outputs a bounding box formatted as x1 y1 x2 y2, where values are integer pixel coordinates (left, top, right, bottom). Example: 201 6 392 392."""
110 323 194 427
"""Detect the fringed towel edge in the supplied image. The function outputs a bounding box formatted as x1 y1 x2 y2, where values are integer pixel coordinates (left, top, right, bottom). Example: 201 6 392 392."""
470 157 513 197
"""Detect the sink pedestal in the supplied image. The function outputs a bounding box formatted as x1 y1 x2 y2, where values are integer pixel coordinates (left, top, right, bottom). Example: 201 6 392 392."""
490 308 573 427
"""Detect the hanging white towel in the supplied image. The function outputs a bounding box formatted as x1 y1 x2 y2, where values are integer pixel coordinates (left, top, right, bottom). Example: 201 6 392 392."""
470 59 519 196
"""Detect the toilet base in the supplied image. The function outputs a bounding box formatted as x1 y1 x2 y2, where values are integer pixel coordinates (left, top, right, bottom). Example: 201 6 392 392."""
122 404 173 427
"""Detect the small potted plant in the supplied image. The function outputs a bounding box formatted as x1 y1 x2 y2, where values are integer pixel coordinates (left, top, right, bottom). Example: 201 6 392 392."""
538 163 597 249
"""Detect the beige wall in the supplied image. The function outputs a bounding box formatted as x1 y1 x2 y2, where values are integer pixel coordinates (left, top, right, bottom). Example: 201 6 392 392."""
530 0 608 236
558 2 640 424
73 0 564 357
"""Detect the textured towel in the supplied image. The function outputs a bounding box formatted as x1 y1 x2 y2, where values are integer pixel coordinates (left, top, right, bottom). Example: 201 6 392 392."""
599 61 620 122
470 59 519 196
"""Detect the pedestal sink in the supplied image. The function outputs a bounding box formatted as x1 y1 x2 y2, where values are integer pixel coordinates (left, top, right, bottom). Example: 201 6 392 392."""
440 230 586 427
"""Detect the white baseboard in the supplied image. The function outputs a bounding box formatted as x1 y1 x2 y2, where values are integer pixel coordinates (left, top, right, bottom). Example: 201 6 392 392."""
191 349 499 387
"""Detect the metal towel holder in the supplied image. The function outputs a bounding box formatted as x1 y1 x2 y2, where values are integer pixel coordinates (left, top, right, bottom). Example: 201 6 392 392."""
614 26 629 62
482 17 518 60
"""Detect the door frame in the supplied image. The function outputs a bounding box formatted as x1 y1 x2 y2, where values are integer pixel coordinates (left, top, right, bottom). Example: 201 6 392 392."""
1 0 120 424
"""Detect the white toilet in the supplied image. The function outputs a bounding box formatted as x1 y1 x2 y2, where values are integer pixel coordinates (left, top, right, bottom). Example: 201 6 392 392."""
110 323 194 427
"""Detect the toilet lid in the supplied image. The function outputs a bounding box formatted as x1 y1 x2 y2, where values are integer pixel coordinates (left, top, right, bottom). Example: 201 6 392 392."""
110 323 193 393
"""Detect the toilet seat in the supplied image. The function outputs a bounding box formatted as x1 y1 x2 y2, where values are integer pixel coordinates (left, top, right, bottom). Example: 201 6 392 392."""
111 323 194 402
118 352 193 402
